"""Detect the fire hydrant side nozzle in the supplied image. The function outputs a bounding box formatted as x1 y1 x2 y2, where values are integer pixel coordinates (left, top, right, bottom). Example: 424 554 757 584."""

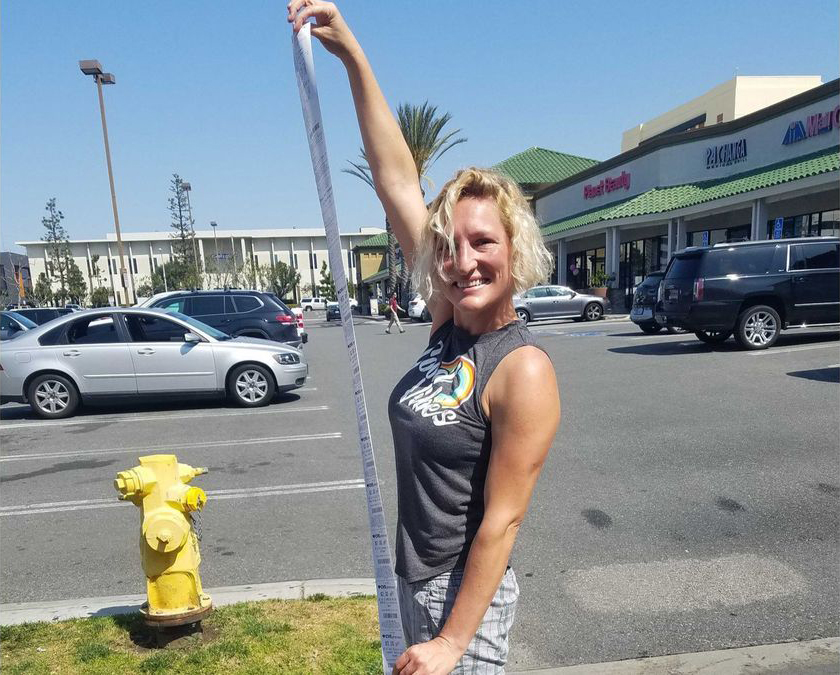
115 454 212 627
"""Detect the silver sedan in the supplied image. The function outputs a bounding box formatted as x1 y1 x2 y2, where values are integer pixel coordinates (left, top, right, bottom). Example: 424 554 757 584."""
514 285 607 323
0 308 308 419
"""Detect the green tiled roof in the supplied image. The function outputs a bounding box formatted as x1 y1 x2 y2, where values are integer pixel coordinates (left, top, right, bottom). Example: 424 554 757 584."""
542 146 840 237
494 147 600 185
354 232 388 249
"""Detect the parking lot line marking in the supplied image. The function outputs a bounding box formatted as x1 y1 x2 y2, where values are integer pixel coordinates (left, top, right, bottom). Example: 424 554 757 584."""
0 478 365 517
0 405 329 431
748 344 840 356
0 432 343 463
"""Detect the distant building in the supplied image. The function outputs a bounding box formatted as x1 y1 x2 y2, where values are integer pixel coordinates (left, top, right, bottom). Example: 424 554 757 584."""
0 252 33 306
621 76 823 152
17 227 383 305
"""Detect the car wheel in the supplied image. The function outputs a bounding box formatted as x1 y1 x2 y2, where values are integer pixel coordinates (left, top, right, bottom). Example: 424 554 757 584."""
735 305 781 350
584 303 603 321
304 307 311 312
421 308 431 323
516 308 530 323
666 326 688 334
694 330 732 344
27 373 80 419
228 364 275 407
639 322 661 334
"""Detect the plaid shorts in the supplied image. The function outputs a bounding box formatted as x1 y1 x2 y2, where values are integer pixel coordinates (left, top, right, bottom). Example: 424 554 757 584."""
397 567 519 674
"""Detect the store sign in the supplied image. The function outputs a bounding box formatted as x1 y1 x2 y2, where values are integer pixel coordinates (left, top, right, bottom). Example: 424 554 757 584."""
584 171 631 199
773 218 784 239
782 105 840 145
706 138 747 169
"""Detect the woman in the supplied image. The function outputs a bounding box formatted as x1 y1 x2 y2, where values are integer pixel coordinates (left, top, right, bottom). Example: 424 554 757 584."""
288 4 561 673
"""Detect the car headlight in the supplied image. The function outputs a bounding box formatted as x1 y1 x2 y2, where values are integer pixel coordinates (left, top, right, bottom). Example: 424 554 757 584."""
273 352 301 365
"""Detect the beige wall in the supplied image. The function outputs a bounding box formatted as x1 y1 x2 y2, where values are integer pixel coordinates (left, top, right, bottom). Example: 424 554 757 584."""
621 76 822 152
358 251 385 281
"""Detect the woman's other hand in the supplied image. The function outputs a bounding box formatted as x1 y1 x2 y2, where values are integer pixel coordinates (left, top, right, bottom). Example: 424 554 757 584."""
287 0 359 61
393 636 462 675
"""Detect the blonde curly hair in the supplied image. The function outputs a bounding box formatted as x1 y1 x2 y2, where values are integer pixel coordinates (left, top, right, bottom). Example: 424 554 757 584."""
413 167 553 302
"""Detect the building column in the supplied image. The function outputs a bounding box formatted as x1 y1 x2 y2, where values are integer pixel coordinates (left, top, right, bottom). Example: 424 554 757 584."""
308 238 316 294
676 217 687 252
85 244 94 296
197 239 206 274
556 240 567 286
106 244 117 303
605 227 620 286
127 242 137 299
269 239 276 267
750 198 767 241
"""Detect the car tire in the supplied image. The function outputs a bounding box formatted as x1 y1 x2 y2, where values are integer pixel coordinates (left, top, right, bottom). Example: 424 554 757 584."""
666 326 688 334
303 307 312 312
694 330 732 344
583 303 603 321
639 322 661 334
421 308 431 323
735 305 781 350
228 364 276 407
516 308 530 323
27 373 80 419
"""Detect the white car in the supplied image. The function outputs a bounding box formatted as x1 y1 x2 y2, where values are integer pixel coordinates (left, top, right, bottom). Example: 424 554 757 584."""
408 294 431 322
300 297 327 311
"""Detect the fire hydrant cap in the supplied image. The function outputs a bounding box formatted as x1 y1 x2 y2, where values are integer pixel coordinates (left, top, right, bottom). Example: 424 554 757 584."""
183 487 206 512
144 513 189 553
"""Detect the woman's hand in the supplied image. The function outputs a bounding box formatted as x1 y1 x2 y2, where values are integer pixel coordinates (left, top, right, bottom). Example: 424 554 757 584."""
287 0 359 61
393 636 462 675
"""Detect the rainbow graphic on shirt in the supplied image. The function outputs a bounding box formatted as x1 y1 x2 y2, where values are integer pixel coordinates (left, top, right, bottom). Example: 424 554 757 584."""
432 356 476 409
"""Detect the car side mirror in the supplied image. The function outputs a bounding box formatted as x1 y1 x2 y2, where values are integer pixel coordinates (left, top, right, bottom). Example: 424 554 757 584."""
569 291 577 298
184 331 201 343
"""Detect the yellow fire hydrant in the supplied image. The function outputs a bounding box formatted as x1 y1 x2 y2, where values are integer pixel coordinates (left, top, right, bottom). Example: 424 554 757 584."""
115 454 212 627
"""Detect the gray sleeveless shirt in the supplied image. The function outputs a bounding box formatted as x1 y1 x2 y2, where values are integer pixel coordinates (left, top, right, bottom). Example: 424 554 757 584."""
388 318 542 583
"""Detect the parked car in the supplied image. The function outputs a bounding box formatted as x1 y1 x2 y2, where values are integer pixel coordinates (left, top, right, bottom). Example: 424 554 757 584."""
300 297 327 311
0 308 308 419
326 302 340 321
630 272 685 334
514 285 607 323
657 237 840 349
0 311 38 341
408 294 432 322
12 307 75 325
147 289 306 347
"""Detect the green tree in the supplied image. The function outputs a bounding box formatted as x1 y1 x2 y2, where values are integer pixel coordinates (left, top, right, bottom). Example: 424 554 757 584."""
90 286 111 307
41 198 71 301
259 261 301 300
318 261 337 301
66 259 87 305
33 273 54 306
168 174 200 284
344 101 465 297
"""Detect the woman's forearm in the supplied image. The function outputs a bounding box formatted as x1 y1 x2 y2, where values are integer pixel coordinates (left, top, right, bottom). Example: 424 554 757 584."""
436 519 521 654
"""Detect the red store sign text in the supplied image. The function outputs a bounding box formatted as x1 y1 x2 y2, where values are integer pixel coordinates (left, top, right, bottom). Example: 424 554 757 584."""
584 171 631 199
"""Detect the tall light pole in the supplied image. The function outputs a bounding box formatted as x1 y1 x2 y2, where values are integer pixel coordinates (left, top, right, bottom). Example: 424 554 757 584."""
181 181 202 287
79 59 132 305
157 247 168 292
210 221 219 288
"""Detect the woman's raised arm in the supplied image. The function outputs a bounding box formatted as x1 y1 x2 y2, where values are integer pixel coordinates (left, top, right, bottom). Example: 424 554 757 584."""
288 1 428 263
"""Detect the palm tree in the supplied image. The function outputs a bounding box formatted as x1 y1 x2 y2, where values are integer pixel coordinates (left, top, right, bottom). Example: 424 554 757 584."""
344 101 466 298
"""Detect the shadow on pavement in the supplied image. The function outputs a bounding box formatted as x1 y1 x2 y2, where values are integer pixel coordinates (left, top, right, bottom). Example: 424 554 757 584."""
787 367 840 383
0 392 302 422
608 330 839 357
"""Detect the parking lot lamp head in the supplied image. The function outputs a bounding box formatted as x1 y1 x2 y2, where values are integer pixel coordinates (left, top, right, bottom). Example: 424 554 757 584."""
79 59 130 305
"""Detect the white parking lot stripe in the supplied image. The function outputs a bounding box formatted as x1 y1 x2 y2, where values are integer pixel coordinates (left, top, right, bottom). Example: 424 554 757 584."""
747 344 839 356
0 405 328 431
0 432 343 463
0 478 365 517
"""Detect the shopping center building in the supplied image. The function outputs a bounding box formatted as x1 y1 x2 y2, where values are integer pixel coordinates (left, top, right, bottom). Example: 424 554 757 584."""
535 78 839 310
17 227 383 305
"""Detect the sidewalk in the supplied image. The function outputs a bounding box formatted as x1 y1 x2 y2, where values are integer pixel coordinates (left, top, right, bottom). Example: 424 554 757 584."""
2 580 836 674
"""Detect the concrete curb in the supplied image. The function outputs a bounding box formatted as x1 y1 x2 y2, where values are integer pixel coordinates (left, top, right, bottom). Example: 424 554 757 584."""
0 578 375 626
509 637 839 675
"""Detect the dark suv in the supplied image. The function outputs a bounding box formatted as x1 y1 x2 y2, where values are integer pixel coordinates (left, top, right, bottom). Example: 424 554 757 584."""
658 237 839 349
12 307 75 325
149 290 305 348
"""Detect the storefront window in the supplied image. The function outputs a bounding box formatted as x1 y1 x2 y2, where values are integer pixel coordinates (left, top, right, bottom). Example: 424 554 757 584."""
765 210 840 239
619 236 667 308
566 247 605 290
687 224 750 247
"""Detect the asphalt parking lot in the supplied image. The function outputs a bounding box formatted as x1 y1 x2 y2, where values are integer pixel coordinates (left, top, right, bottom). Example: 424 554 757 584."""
1 312 838 670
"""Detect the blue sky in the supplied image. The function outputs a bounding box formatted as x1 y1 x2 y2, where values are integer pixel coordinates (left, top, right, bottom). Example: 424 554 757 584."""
2 0 838 252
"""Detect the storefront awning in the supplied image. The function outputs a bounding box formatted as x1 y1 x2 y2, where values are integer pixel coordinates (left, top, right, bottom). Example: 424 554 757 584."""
541 145 839 237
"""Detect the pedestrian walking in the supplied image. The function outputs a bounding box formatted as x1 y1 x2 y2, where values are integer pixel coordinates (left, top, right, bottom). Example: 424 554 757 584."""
289 4 561 673
387 292 406 334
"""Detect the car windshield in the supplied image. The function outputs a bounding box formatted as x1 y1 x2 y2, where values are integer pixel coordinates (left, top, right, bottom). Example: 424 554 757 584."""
164 311 232 340
7 311 38 328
